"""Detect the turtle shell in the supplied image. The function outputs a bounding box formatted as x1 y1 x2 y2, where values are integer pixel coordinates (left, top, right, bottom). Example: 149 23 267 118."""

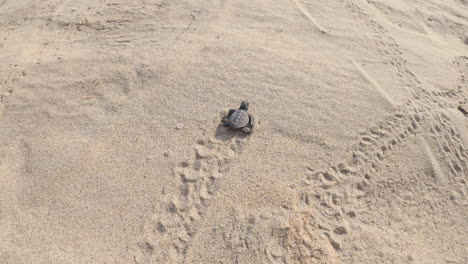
228 109 249 129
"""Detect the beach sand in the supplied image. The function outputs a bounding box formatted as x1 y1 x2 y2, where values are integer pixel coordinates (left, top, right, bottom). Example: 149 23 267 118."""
0 0 467 263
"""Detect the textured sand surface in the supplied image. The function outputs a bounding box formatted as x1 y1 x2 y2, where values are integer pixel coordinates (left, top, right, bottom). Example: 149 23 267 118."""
0 0 467 263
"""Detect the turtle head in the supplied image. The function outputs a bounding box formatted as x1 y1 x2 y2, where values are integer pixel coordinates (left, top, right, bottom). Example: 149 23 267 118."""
240 101 249 110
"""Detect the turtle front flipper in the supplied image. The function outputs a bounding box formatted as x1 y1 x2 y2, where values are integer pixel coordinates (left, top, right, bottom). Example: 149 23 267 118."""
227 109 236 117
248 114 255 130
242 114 255 133
222 109 236 126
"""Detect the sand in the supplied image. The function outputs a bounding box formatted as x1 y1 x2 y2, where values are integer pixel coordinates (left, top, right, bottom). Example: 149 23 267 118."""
0 0 467 263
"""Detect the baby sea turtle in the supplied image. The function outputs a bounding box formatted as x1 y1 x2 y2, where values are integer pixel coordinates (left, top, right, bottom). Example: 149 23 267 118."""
222 101 255 133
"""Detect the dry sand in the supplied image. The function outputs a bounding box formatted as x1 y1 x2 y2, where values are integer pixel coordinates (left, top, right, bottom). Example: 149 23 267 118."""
0 0 467 263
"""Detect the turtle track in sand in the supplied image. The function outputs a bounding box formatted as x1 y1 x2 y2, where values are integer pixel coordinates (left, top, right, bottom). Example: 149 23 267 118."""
132 127 250 263
287 1 468 262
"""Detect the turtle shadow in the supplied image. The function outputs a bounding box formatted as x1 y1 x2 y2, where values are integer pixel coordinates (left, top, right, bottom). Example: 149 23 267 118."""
215 124 249 142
